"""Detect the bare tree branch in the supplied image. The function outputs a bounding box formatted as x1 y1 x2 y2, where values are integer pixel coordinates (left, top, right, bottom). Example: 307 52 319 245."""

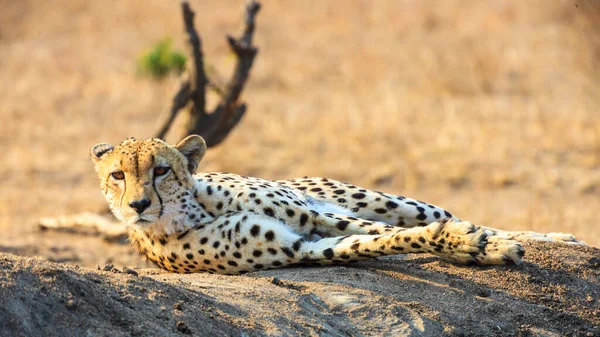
155 0 261 147
155 80 190 139
182 0 208 118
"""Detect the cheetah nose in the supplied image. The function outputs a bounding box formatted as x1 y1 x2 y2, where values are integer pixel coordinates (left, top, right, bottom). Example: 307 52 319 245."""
129 199 151 214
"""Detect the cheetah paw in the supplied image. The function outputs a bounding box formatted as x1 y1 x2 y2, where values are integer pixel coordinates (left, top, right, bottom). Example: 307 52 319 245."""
427 220 524 266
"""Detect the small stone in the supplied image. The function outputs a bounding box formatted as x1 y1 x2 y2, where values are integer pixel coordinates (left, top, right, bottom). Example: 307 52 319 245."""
586 295 594 303
65 299 77 310
102 264 114 271
111 267 122 273
173 302 183 311
271 277 281 286
123 267 139 276
176 321 191 334
477 289 492 298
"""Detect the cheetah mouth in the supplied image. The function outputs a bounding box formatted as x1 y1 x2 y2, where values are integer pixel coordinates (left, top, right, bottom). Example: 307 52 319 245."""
126 215 157 226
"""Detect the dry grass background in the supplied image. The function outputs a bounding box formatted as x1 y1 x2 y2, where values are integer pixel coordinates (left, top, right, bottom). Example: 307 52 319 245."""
0 0 599 267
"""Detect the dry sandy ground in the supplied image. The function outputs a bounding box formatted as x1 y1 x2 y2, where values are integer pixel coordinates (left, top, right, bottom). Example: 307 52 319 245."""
1 242 599 336
2 0 600 336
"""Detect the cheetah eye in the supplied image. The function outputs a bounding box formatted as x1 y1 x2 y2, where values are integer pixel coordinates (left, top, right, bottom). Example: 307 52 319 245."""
111 171 125 180
154 166 170 177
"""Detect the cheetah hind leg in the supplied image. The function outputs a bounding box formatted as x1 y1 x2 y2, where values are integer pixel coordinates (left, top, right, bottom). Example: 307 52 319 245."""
298 219 524 266
479 226 585 245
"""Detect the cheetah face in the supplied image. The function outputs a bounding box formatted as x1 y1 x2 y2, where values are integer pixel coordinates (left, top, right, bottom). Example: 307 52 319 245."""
90 135 206 231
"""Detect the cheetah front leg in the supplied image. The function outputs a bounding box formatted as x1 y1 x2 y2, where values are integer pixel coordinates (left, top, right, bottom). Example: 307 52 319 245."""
299 219 524 266
133 214 523 275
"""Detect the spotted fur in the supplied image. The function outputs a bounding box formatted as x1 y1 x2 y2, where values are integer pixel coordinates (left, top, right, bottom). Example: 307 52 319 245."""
91 136 580 275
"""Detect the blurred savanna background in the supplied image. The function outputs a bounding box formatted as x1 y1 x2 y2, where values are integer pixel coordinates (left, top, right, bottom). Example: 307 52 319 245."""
1 0 599 268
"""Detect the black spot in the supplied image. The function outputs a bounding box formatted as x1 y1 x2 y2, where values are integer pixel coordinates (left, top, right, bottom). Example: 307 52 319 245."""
217 265 225 270
323 248 334 259
357 202 368 208
177 230 191 240
197 249 205 255
434 211 441 219
267 248 277 255
182 243 191 250
213 241 220 249
375 208 387 214
337 220 350 231
300 213 309 227
286 209 295 217
186 253 194 260
368 230 380 235
272 261 282 266
292 239 303 251
265 231 276 241
411 243 421 249
310 187 322 192
227 261 238 267
444 210 453 218
250 225 261 237
350 243 360 250
340 254 351 260
216 202 223 210
386 201 398 209
406 201 418 206
200 237 208 244
254 264 264 269
159 237 167 245
352 193 366 199
334 189 345 195
419 237 426 244
416 213 428 221
206 186 213 195
263 207 275 217
281 247 294 258
404 237 411 242
233 252 242 259
253 250 263 257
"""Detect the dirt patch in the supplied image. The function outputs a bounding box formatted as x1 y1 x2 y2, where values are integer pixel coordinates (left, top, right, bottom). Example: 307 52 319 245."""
1 242 598 336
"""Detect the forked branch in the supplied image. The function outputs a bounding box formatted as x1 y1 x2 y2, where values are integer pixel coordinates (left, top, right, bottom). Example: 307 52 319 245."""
155 0 261 147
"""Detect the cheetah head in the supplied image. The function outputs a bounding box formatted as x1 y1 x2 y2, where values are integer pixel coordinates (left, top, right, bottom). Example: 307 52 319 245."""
90 135 206 234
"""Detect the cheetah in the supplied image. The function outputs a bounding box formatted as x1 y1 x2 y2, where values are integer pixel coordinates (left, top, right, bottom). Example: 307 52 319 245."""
89 135 581 274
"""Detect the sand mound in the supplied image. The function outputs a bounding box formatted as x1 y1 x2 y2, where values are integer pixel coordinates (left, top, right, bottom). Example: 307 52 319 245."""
1 242 598 336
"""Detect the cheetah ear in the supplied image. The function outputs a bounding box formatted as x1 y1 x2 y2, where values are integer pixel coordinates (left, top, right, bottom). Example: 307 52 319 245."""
90 143 114 163
175 135 207 173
